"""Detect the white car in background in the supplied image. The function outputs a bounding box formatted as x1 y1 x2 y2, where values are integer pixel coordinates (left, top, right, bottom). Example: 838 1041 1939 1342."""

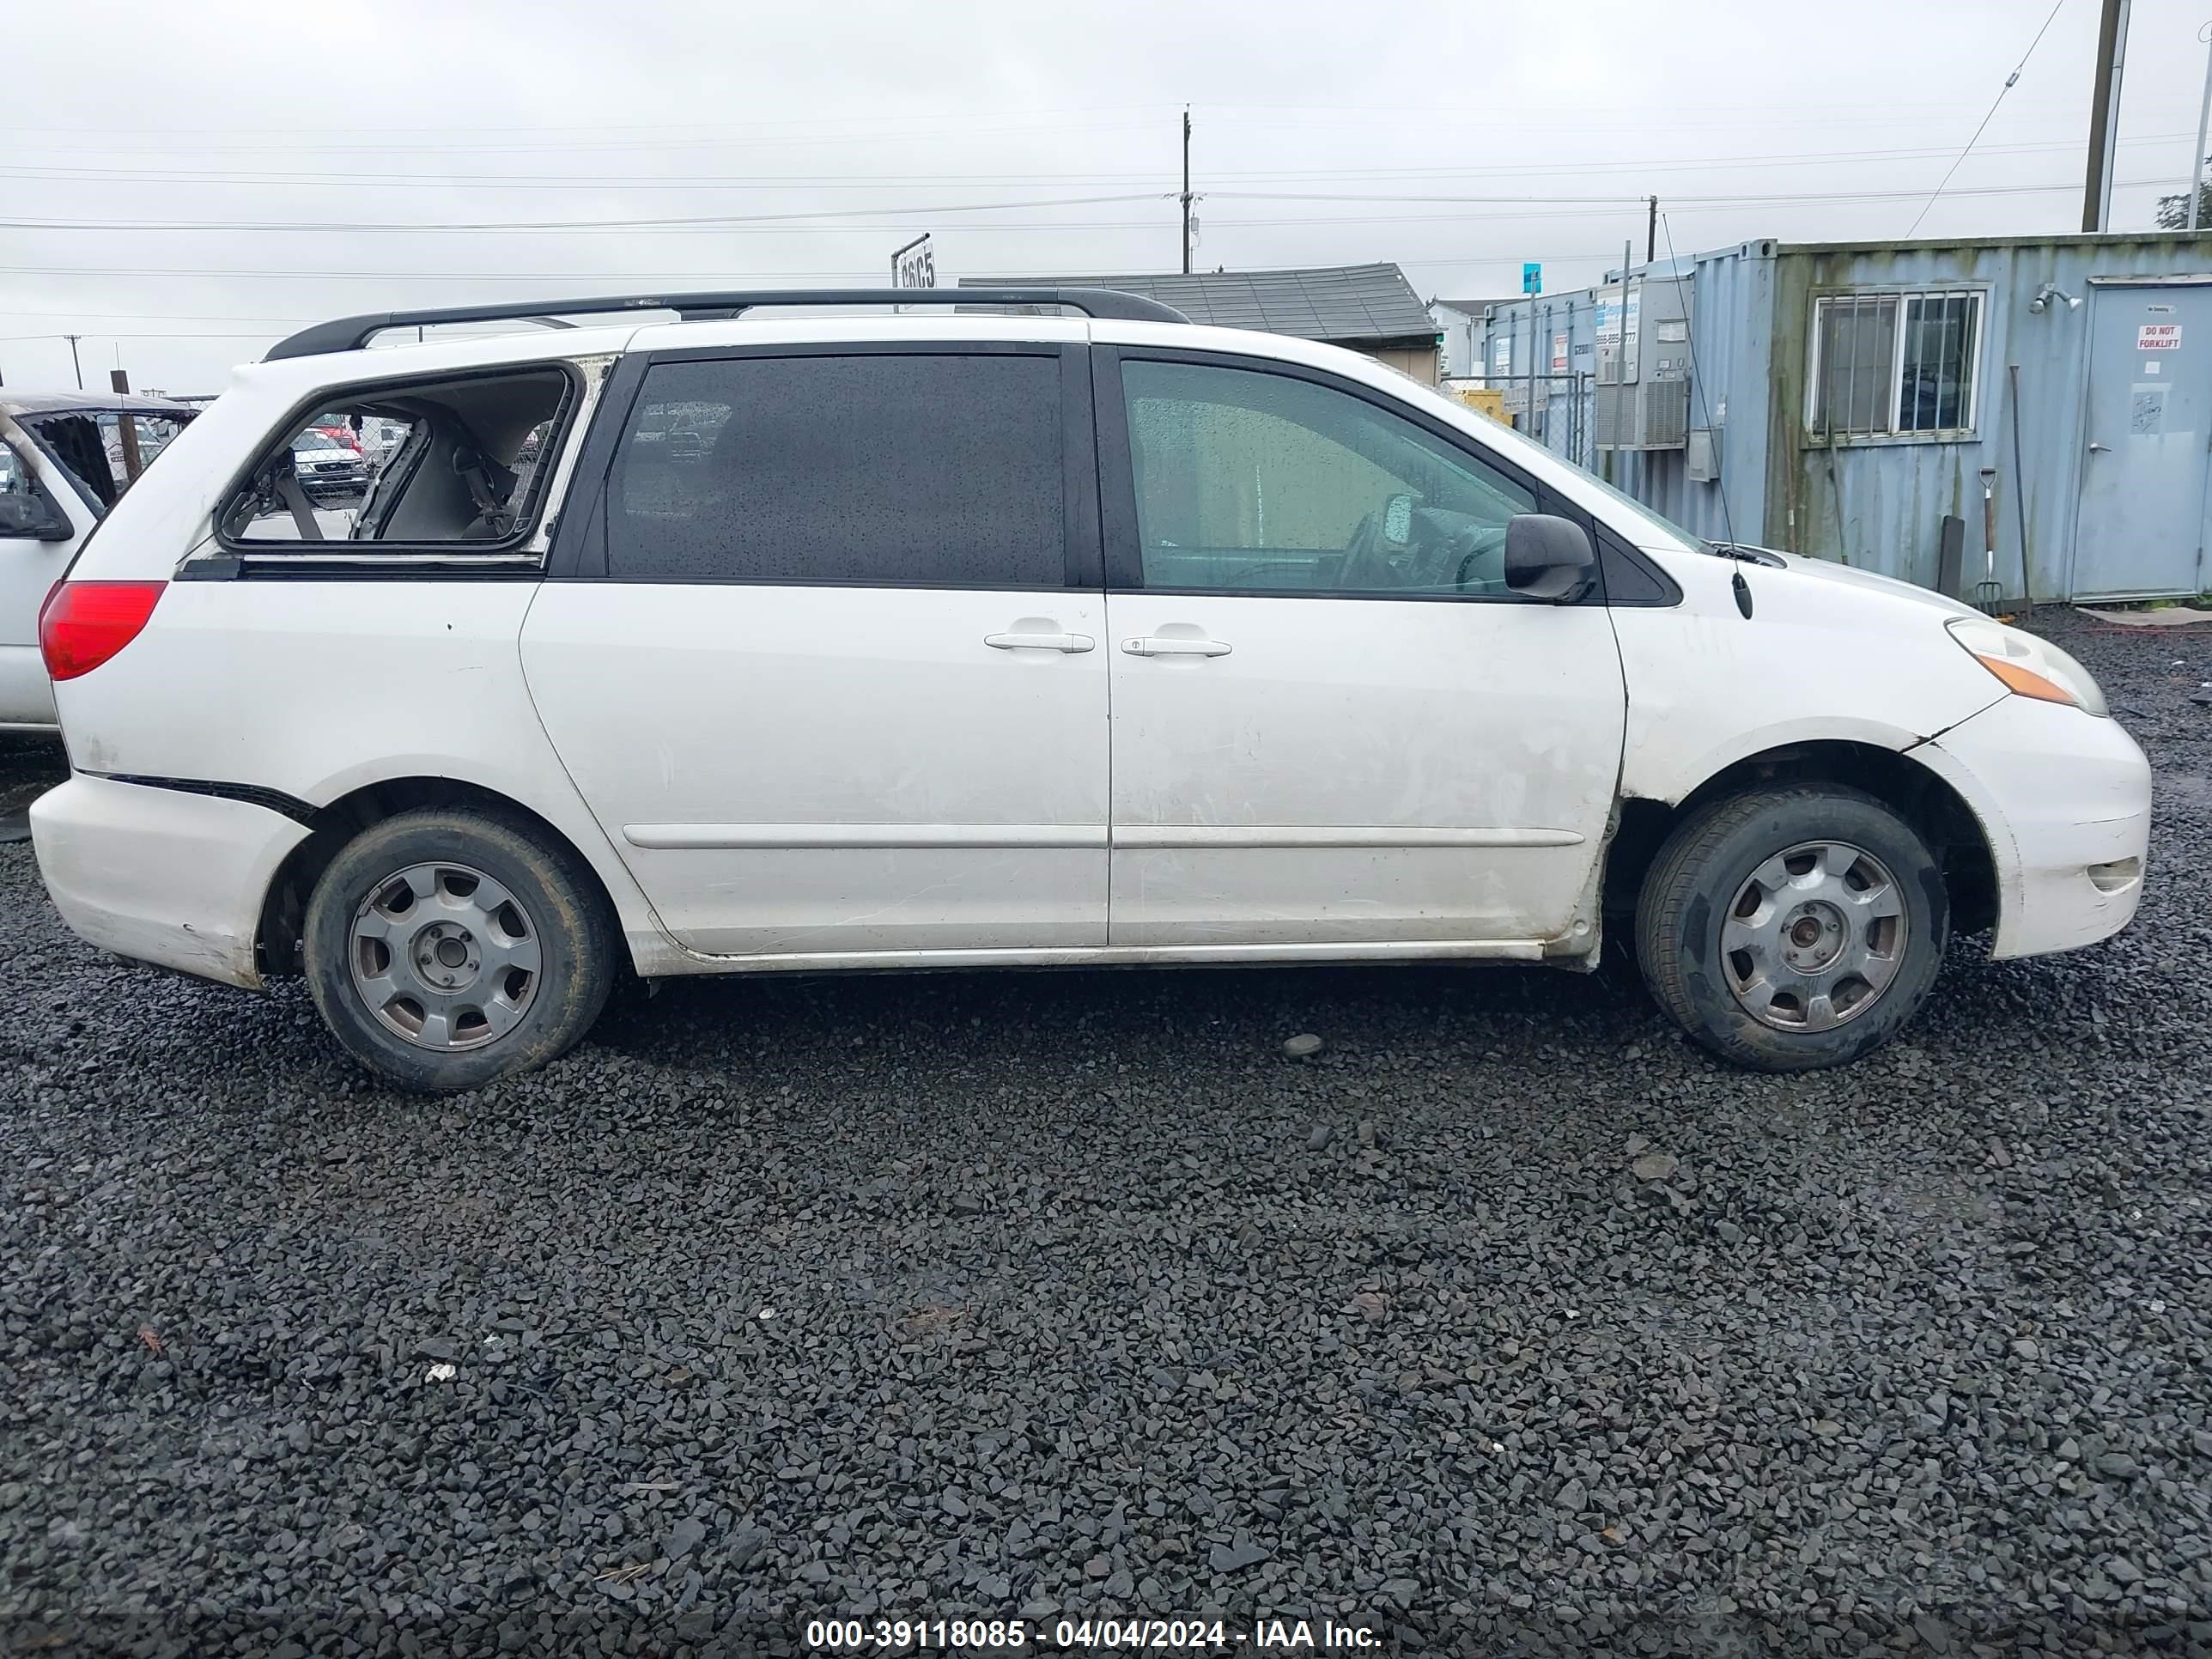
288 428 370 499
0 391 197 730
26 289 2149 1091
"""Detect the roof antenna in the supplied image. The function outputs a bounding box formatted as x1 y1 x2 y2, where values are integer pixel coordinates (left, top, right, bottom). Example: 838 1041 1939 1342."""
1657 214 1751 618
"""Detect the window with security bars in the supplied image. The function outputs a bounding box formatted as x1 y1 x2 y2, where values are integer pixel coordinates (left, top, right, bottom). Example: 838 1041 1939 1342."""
1808 290 1982 438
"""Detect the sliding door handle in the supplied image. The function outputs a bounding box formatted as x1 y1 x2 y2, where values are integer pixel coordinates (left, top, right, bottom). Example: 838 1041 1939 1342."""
1121 636 1232 658
984 631 1095 653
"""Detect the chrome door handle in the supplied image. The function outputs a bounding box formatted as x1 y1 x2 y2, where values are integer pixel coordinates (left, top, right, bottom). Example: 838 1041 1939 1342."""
1121 636 1232 658
984 631 1095 653
2088 441 2112 453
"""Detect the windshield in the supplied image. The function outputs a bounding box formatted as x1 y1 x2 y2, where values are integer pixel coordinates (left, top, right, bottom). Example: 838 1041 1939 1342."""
293 430 341 452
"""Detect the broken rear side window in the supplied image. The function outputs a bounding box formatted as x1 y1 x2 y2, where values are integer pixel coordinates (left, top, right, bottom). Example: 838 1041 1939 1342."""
219 368 573 550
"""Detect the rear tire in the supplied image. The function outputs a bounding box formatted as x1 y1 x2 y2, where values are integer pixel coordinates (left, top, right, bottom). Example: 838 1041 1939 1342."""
303 808 615 1092
1634 786 1947 1072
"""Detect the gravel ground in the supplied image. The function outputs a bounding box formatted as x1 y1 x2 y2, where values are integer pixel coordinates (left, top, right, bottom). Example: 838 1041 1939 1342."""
3 611 2210 1658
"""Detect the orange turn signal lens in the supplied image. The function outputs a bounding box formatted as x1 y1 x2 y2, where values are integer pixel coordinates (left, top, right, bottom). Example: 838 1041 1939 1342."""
1969 651 2080 707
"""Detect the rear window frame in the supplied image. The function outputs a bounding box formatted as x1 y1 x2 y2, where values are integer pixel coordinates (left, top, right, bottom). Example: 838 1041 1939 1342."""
208 359 586 564
544 339 1100 592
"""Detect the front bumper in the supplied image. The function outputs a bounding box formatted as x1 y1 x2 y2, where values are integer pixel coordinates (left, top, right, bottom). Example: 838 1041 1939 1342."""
1920 696 2152 960
30 775 310 989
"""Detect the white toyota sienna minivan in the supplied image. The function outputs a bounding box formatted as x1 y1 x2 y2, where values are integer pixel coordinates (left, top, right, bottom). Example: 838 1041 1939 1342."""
28 289 2150 1091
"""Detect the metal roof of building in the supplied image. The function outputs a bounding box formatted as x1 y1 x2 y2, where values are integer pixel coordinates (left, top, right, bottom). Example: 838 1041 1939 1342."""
960 263 1440 346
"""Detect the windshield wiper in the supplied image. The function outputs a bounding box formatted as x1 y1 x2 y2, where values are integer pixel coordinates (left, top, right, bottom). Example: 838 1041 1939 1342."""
1707 540 1786 568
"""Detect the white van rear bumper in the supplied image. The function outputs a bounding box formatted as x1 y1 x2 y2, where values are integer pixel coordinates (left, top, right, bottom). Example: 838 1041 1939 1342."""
30 775 309 988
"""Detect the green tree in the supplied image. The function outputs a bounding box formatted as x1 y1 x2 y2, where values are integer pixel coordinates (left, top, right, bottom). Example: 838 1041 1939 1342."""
2154 166 2212 229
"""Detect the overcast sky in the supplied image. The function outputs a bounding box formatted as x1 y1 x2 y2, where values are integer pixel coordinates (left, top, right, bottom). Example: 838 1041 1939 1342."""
4 0 2209 394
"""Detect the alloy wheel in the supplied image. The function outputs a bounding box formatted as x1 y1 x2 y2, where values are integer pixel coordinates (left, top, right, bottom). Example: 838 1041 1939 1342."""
347 861 541 1051
1719 840 1908 1033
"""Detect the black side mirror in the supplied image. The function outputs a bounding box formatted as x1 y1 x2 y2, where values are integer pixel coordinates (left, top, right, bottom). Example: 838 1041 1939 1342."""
1504 513 1595 601
0 491 72 542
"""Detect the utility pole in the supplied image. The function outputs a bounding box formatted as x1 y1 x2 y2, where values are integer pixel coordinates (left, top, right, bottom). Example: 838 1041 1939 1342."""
1181 106 1194 274
109 368 143 481
1528 295 1537 439
64 334 83 390
1647 196 1658 264
1613 240 1632 485
2189 21 2212 232
2082 0 2130 232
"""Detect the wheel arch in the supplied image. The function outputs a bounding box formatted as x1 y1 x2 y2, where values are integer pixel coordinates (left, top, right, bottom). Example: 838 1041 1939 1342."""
256 775 646 979
1602 738 2000 939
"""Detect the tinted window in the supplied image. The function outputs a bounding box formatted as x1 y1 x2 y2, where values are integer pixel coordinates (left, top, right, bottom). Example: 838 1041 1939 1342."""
1595 532 1676 605
1121 360 1537 597
605 353 1064 586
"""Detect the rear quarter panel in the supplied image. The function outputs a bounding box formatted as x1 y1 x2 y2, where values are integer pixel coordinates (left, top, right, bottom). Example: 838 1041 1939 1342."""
49 577 680 968
46 329 679 962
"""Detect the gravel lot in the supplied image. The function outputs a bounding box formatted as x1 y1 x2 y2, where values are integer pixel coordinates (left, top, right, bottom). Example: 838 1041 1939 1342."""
3 611 2209 1658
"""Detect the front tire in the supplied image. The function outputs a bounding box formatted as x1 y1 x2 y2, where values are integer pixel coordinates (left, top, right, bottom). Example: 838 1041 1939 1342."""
303 808 615 1092
1635 786 1947 1072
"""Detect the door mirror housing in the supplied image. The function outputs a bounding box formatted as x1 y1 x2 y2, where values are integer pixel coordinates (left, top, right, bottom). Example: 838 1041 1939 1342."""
0 491 73 542
1503 513 1595 600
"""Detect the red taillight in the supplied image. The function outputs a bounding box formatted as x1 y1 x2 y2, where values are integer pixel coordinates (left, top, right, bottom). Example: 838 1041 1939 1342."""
39 581 165 681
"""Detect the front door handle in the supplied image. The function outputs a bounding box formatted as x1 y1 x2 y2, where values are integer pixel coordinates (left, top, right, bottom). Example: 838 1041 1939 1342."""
2088 441 2112 453
984 631 1095 653
1121 636 1232 658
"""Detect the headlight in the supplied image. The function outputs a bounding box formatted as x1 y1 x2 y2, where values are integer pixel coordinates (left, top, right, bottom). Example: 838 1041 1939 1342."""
1945 617 2108 716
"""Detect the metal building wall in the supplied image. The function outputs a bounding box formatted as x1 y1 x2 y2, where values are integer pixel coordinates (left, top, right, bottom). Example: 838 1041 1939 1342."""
1477 289 1601 469
1479 232 2212 599
1480 247 1778 545
1766 234 2210 600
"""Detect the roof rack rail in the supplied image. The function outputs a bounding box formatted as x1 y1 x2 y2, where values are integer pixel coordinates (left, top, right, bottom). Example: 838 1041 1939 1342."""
264 287 1190 362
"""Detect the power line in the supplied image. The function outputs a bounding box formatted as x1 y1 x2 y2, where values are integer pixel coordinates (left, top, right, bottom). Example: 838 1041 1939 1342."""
0 330 282 343
0 191 1163 234
3 172 2172 239
1905 0 2070 238
0 106 1176 139
0 95 2083 137
0 266 905 281
0 307 315 323
1 96 2173 149
0 118 1167 159
2 130 2194 192
0 91 2160 143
